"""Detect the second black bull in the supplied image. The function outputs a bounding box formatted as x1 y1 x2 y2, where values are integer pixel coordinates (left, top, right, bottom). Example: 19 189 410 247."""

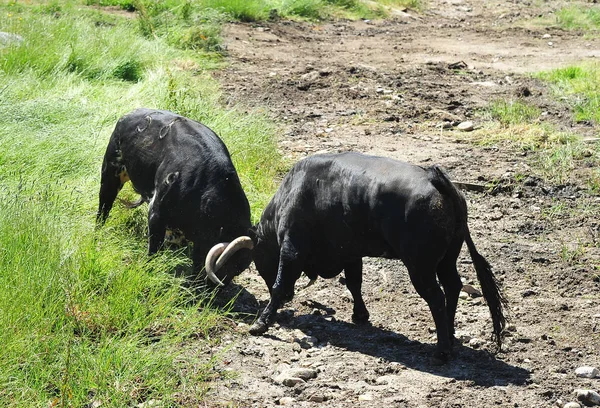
214 152 507 363
97 108 254 284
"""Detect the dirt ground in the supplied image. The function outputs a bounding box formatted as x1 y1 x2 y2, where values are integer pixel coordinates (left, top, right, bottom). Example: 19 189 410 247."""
204 1 600 406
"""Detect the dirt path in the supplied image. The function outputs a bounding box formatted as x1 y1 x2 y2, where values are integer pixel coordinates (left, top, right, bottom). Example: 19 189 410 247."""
206 1 600 407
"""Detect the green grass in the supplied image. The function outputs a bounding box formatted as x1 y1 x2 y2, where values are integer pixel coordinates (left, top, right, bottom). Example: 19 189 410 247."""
555 5 600 31
0 1 282 406
536 63 600 124
488 100 541 126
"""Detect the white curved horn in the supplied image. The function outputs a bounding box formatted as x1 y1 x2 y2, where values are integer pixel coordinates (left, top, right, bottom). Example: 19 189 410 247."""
215 236 254 271
205 243 227 286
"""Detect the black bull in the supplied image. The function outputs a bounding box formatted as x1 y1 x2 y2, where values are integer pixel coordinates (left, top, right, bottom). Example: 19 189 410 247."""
97 108 253 284
215 152 508 363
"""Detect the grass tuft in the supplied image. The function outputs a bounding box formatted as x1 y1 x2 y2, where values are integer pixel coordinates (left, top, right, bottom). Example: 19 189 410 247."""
536 63 600 124
488 99 541 126
555 6 600 31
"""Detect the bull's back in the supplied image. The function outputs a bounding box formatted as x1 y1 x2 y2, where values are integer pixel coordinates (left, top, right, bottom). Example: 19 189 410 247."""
113 109 235 196
270 152 443 261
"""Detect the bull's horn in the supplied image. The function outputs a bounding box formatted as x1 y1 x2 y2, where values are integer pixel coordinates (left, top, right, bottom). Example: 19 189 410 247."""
205 243 227 287
215 236 254 270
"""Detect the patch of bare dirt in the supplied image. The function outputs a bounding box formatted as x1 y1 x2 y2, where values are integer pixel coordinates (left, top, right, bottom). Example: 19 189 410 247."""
205 1 600 407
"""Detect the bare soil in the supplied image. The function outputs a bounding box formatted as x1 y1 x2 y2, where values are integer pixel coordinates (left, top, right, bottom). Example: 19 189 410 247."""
205 1 600 406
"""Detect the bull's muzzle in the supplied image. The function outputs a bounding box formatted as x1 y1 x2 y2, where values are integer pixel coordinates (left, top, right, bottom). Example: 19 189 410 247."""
205 236 254 286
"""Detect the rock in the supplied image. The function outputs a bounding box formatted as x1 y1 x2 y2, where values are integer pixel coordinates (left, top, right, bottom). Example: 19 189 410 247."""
575 389 600 406
0 32 23 46
543 33 552 39
137 400 161 408
282 377 305 387
459 291 469 300
575 366 599 378
309 394 325 402
457 121 474 131
461 284 482 297
290 329 319 348
287 368 318 381
279 397 296 405
564 402 581 408
469 338 483 348
273 367 317 386
522 289 538 297
359 393 374 401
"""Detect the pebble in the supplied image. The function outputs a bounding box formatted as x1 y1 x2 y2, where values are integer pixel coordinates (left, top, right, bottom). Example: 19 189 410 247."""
469 338 483 348
359 393 374 401
462 284 482 297
0 32 24 46
564 402 581 408
575 366 599 379
273 367 318 386
279 397 296 405
575 389 600 406
457 121 474 131
282 377 305 387
290 330 319 349
309 394 325 402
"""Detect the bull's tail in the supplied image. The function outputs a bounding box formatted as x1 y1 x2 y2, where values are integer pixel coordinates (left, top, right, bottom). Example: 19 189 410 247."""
428 165 508 349
118 196 147 209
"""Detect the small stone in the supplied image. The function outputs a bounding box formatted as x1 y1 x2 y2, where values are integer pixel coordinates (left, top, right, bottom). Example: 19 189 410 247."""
462 284 482 297
542 33 551 39
286 368 318 381
279 397 296 405
575 389 600 406
359 393 374 401
548 42 554 46
282 377 305 387
457 121 474 131
375 376 390 385
575 366 599 379
137 400 161 408
459 291 469 300
522 289 538 297
469 338 483 348
309 394 325 402
564 402 581 408
0 32 24 46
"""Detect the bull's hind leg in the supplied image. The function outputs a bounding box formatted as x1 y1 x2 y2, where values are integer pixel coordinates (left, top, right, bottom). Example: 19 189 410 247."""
407 261 452 364
436 240 463 347
344 259 370 324
250 237 304 335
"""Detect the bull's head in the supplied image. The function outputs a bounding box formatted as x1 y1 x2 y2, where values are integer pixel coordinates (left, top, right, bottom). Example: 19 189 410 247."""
204 227 278 289
205 236 254 286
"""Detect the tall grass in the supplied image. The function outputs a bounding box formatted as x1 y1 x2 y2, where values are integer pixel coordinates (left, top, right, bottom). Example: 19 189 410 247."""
536 63 600 124
0 1 281 406
555 5 600 31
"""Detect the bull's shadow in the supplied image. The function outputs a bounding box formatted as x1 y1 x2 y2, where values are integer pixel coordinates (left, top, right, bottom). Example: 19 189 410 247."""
274 306 530 387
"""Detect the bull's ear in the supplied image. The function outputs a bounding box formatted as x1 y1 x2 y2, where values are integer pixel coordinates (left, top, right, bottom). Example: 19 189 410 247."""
247 226 258 244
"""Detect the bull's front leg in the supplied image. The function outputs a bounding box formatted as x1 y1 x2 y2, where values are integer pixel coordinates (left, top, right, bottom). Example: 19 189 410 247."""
147 197 166 255
250 238 303 335
344 259 370 324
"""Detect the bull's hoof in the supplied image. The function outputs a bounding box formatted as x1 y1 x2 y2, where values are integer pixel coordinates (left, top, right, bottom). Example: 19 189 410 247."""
431 350 451 366
249 321 269 335
352 311 370 324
